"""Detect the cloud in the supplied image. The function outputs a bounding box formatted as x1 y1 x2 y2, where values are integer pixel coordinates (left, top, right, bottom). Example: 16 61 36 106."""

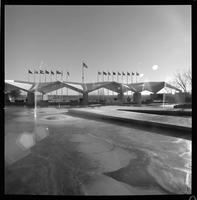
152 65 159 71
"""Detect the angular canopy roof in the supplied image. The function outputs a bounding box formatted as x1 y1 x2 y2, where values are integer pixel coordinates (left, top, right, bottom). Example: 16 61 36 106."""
5 80 34 92
128 82 182 93
5 80 181 94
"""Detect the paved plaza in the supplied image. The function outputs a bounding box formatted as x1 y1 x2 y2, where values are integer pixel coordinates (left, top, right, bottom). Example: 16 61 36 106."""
5 106 191 195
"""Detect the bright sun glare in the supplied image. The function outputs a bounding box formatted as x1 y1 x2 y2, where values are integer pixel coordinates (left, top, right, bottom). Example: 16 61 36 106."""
152 65 159 71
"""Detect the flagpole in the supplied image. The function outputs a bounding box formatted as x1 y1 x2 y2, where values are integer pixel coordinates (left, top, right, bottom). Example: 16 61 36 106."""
66 72 68 96
112 73 114 96
50 72 52 100
45 72 46 83
34 70 35 83
107 71 109 97
102 72 104 101
82 64 84 84
117 72 119 83
136 72 137 83
61 71 63 103
56 72 57 102
127 74 128 97
97 72 99 101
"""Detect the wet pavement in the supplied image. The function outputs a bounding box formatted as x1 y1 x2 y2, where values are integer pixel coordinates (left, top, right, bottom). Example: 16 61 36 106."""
4 106 191 195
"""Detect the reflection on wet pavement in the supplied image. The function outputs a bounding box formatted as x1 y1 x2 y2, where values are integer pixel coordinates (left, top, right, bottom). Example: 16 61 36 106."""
5 106 191 195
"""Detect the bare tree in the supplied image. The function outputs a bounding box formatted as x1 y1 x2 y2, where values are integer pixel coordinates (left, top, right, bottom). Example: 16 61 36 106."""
185 68 192 90
173 69 192 93
9 89 21 99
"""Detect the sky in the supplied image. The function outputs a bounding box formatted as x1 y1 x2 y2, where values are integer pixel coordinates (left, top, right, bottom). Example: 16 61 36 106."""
5 5 191 85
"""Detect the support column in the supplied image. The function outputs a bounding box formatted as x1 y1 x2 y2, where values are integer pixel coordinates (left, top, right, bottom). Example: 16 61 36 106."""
27 92 35 106
117 92 124 104
133 92 142 106
117 85 124 104
42 94 48 101
39 93 49 106
82 92 89 105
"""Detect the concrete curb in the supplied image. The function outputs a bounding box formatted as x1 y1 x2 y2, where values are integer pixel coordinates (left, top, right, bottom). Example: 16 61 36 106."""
118 109 192 117
68 109 191 134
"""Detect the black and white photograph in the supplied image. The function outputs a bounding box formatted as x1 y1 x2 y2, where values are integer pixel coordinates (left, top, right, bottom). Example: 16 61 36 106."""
4 4 192 196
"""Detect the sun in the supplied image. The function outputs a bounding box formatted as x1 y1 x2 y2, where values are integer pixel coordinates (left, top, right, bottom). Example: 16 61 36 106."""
152 65 158 71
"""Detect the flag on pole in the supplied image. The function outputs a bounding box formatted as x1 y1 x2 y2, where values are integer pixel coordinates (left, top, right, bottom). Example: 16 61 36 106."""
28 70 33 74
127 72 130 76
34 70 38 74
122 72 125 76
40 70 44 74
136 72 139 76
44 70 49 82
67 71 70 76
98 71 101 75
113 72 116 75
103 71 107 75
56 70 61 74
118 72 121 75
108 72 111 75
132 72 135 75
82 62 87 84
83 62 88 69
51 70 54 75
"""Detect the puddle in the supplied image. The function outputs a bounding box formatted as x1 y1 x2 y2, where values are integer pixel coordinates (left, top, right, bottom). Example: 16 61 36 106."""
82 173 166 195
40 114 73 121
103 149 160 187
103 148 191 194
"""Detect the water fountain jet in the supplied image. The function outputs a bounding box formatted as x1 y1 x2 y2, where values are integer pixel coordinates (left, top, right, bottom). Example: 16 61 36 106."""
34 89 37 119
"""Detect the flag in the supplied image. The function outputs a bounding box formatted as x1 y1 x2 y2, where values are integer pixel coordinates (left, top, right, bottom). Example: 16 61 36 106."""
40 70 44 74
51 70 54 75
45 70 49 74
67 71 70 76
136 72 139 76
56 70 61 74
28 70 33 74
108 72 111 75
122 72 125 76
118 72 121 75
113 72 116 75
98 71 101 75
34 70 38 74
132 72 135 75
127 72 130 76
83 62 88 68
103 71 107 75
